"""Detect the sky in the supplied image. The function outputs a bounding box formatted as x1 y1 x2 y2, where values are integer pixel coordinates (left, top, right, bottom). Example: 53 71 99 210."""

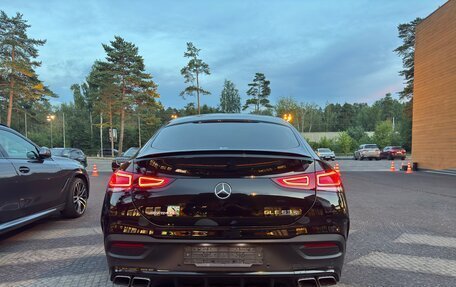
1 0 448 108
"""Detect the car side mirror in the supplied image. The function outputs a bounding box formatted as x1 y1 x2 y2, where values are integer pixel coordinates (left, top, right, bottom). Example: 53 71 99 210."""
39 147 52 159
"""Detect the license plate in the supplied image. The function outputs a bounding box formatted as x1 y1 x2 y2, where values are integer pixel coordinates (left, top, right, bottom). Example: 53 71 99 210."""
184 246 263 267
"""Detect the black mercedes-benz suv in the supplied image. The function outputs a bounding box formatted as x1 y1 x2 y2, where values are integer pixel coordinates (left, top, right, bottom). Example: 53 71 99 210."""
0 124 89 235
101 114 349 287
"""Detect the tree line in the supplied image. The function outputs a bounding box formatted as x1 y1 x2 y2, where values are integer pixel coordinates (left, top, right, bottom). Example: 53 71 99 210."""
0 10 418 155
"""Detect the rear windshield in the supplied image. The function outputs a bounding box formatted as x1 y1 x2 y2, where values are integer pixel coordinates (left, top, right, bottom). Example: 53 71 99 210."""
318 148 331 152
365 144 379 149
152 122 300 150
391 146 402 150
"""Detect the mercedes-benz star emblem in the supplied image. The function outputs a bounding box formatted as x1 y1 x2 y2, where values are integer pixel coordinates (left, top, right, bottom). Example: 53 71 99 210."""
214 182 232 199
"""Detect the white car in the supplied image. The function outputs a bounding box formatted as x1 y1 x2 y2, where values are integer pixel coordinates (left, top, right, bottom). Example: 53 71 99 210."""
354 144 381 160
316 148 336 161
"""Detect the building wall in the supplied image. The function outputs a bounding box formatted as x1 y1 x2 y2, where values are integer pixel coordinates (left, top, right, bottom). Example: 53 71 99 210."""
412 0 456 170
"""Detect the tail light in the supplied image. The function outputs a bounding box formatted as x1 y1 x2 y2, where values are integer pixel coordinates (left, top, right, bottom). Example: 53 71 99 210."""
273 169 343 192
108 170 174 191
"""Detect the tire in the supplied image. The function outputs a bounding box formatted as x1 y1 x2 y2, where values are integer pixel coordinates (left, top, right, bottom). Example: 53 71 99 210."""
62 177 88 218
375 157 380 161
388 155 393 160
401 157 406 160
369 158 373 161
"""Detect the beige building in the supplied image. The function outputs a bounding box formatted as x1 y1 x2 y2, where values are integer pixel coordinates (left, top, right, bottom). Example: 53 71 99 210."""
412 0 456 170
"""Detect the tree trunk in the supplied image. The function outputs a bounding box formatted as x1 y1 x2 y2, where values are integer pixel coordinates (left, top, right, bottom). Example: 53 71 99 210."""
118 80 126 154
109 103 115 158
6 47 15 127
196 71 200 115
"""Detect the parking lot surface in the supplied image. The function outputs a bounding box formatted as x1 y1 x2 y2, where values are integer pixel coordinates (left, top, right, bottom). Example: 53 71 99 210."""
1 162 455 286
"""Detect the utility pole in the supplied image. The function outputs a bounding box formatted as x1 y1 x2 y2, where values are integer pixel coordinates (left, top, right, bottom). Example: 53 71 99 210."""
24 111 28 137
100 113 103 158
392 117 396 132
62 112 66 148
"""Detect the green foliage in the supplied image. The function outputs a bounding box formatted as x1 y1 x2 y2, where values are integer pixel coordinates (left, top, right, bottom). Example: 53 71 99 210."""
219 80 241 113
243 73 272 114
347 126 365 143
101 36 159 153
373 120 394 148
394 18 422 100
336 132 354 155
0 11 54 126
180 42 211 114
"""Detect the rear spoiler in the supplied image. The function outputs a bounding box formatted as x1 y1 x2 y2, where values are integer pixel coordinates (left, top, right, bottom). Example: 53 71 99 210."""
136 150 313 161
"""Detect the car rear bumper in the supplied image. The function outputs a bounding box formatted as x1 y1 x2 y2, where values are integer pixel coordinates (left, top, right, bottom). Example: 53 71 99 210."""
105 234 346 285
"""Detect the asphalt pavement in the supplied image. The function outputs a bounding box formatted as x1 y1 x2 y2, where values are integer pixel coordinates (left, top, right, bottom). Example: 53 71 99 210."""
0 163 455 286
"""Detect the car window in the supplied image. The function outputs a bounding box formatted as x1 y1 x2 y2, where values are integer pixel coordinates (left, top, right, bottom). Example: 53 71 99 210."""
365 144 378 149
152 122 300 150
70 150 79 157
0 130 38 159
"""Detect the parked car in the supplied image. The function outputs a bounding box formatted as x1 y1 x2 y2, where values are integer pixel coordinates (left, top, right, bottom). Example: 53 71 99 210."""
380 146 406 160
97 148 119 157
354 144 381 160
111 147 139 171
101 114 349 286
316 148 336 161
51 147 88 167
0 124 89 235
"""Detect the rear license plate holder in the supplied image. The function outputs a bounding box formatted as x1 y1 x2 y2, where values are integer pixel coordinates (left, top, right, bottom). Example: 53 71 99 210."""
184 246 263 267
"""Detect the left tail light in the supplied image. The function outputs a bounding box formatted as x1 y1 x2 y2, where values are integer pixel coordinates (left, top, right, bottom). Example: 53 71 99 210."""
273 169 343 192
108 170 174 191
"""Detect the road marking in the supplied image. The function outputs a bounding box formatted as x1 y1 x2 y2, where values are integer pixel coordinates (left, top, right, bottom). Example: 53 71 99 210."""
394 233 456 249
0 244 104 266
350 252 456 277
424 170 456 176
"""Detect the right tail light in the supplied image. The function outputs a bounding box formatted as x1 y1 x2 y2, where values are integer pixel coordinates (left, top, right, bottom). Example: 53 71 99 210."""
273 169 343 192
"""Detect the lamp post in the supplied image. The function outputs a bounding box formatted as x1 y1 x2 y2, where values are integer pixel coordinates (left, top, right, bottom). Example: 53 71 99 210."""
46 114 56 148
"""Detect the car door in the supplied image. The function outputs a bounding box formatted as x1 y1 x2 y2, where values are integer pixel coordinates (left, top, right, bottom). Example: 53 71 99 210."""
0 141 22 225
0 129 65 216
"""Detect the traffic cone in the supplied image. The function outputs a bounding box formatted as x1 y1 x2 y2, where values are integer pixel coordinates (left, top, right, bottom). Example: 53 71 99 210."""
406 162 413 174
390 161 395 172
92 164 99 177
334 163 340 174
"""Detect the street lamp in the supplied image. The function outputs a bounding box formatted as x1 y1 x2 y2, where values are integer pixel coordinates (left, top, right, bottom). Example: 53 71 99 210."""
46 114 56 148
283 113 293 122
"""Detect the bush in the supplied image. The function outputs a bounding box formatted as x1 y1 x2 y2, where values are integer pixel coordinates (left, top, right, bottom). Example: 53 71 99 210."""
336 132 355 155
373 121 393 148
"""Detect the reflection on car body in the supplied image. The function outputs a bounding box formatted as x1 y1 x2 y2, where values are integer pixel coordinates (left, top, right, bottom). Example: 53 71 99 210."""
101 114 349 286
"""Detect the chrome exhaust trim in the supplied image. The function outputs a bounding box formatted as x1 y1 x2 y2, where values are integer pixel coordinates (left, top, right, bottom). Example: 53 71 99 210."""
113 275 131 286
318 275 337 286
298 277 318 287
131 276 151 287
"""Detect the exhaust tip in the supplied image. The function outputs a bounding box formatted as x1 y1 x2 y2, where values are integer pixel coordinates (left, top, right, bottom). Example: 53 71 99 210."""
113 275 131 286
318 275 337 286
131 277 151 287
298 277 318 287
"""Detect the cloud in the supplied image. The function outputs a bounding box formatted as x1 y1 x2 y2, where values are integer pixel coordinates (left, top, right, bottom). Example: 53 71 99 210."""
1 0 447 107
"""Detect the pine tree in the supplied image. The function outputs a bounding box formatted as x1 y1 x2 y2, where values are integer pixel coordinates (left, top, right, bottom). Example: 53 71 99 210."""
243 73 272 114
86 61 119 157
219 79 241 113
0 11 54 127
180 42 211 114
394 18 422 100
102 36 159 153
